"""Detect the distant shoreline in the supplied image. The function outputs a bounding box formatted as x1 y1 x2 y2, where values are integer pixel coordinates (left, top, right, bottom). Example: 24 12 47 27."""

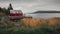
30 11 60 14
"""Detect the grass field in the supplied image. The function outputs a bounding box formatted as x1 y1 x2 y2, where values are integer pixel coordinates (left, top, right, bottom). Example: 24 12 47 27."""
0 17 60 34
0 26 60 34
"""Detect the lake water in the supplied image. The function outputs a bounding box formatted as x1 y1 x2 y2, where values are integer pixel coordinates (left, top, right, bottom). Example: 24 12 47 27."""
26 13 60 19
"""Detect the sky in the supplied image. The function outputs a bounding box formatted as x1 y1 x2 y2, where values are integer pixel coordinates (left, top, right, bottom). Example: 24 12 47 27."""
0 0 60 13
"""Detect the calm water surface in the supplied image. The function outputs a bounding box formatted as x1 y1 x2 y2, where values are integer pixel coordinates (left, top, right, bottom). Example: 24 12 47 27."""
26 13 60 19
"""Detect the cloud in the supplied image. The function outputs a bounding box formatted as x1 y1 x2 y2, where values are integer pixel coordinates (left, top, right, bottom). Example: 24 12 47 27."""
0 0 60 13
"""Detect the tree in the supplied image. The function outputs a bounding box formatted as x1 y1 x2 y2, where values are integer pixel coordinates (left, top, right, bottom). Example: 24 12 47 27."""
8 3 13 10
0 7 2 11
7 3 13 15
2 8 7 14
0 7 3 12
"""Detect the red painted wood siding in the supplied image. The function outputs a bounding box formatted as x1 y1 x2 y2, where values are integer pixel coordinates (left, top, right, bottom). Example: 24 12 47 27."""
9 13 23 16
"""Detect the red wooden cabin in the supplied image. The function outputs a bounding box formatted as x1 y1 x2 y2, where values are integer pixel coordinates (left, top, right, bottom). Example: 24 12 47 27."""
8 10 23 20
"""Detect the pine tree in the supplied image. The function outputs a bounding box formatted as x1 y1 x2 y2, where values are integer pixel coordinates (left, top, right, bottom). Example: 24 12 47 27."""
8 3 13 10
0 7 2 11
7 3 13 15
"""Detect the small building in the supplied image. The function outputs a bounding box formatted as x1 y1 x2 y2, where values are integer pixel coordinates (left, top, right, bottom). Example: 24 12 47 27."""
8 10 23 20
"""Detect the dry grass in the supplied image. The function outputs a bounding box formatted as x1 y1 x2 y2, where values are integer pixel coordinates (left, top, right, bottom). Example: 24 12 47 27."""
47 17 60 26
21 17 60 27
21 18 47 27
1 17 60 28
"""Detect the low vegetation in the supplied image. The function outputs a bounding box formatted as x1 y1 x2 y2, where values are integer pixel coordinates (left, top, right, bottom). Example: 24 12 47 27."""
0 17 60 34
47 17 60 27
21 18 47 27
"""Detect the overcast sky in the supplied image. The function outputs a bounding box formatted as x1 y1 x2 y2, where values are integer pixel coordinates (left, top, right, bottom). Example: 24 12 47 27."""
0 0 60 13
